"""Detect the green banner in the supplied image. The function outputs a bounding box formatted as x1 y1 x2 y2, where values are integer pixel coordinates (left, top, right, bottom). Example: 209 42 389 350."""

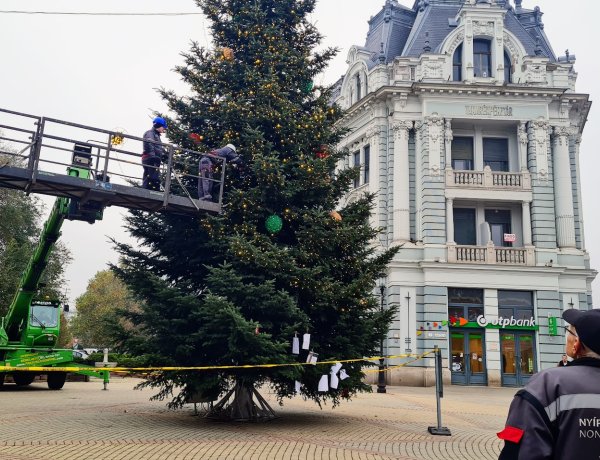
548 316 558 336
3 349 73 368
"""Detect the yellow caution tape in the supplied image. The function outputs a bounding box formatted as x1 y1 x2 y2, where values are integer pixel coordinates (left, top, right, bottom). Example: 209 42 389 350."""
363 350 435 374
0 350 436 373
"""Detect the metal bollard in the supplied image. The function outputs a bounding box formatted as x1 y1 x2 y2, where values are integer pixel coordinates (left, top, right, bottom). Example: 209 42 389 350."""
428 346 451 436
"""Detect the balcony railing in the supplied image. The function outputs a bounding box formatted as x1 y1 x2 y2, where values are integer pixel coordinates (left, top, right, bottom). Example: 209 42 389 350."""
495 247 528 264
446 166 531 190
447 243 534 266
455 245 487 263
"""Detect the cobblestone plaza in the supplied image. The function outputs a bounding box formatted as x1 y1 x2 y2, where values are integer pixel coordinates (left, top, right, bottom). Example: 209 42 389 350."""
0 378 512 459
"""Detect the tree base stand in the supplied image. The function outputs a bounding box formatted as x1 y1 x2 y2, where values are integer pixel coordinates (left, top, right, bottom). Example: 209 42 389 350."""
206 381 277 422
428 426 452 436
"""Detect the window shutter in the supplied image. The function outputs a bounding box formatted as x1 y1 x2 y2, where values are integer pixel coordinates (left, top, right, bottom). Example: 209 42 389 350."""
483 138 508 162
452 137 474 160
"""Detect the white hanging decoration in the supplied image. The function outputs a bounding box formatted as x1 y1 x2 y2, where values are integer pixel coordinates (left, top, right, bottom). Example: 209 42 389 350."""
339 369 349 380
292 336 300 355
330 372 339 389
306 351 318 364
302 333 311 350
330 362 342 374
318 375 329 392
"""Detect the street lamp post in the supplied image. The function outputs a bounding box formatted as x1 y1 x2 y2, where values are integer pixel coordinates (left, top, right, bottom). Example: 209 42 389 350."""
377 284 387 393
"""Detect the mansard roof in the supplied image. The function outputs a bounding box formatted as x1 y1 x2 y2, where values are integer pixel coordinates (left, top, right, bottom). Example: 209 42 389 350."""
359 0 555 66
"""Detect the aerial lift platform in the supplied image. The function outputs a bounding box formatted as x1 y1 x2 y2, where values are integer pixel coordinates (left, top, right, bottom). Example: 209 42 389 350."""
0 107 226 215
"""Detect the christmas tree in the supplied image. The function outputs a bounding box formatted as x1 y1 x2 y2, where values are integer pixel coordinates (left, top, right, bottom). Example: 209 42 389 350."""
113 0 398 421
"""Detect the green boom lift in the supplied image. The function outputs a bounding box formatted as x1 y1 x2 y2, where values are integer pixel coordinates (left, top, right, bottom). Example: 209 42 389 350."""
0 145 110 390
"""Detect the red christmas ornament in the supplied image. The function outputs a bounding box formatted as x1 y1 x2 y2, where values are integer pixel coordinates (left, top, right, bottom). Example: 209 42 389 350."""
315 144 329 159
189 133 204 144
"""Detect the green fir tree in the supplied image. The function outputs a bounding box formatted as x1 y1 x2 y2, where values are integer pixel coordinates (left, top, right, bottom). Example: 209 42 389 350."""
113 0 398 420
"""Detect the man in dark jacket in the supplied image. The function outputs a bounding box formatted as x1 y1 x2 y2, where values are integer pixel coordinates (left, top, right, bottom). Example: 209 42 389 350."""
142 117 167 190
498 308 600 459
198 144 239 200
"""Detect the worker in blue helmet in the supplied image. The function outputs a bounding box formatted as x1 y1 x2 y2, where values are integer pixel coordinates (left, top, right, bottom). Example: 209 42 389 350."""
141 117 168 190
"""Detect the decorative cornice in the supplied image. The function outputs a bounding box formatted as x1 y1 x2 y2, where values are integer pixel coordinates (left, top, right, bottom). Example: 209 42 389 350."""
553 125 570 138
425 114 444 126
532 119 549 130
392 120 414 133
366 124 383 140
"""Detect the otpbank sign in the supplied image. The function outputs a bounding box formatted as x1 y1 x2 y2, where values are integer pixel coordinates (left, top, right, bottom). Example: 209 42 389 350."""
477 315 538 331
450 315 539 331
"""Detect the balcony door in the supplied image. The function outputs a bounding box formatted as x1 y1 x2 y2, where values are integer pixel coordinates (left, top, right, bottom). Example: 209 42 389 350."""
483 138 509 172
454 208 476 245
452 137 474 170
485 210 511 247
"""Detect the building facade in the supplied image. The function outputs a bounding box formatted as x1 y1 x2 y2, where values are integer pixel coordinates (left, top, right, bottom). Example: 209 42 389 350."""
333 0 596 387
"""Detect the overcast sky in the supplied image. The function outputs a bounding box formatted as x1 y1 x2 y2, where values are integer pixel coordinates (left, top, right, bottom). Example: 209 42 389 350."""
1 0 599 306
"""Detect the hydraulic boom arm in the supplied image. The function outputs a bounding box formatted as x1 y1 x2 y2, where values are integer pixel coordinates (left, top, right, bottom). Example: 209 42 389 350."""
0 146 103 346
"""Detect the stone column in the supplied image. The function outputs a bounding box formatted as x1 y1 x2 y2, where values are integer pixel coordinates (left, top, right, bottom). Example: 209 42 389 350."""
573 132 586 250
444 119 453 170
553 126 576 248
529 120 549 180
464 19 474 80
414 121 424 241
518 121 528 171
446 198 455 244
392 120 413 243
425 115 444 177
522 200 532 246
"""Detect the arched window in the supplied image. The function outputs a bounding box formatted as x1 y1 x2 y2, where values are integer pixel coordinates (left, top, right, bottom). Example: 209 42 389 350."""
356 74 362 100
504 51 512 83
453 44 463 81
473 39 492 78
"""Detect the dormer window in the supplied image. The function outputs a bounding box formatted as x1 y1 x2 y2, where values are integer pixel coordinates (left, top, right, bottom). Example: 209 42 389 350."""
356 74 362 100
473 39 492 78
453 44 463 81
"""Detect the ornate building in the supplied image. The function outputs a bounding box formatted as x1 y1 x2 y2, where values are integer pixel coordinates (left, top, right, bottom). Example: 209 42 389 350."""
333 0 596 386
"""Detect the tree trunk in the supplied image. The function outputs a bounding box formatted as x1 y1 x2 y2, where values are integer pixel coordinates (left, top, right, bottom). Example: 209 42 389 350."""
206 380 277 422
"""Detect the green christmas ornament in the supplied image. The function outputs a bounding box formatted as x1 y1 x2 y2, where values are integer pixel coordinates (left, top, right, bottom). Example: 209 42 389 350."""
304 81 314 94
265 214 283 233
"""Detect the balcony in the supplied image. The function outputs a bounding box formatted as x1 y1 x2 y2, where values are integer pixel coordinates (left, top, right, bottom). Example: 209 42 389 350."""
446 166 531 191
447 242 535 266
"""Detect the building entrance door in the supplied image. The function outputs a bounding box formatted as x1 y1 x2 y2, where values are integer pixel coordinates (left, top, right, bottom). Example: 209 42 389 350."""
501 332 536 387
450 330 487 385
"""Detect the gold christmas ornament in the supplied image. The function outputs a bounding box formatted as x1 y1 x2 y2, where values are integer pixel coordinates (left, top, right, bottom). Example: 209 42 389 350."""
221 47 234 61
111 129 126 146
330 210 342 222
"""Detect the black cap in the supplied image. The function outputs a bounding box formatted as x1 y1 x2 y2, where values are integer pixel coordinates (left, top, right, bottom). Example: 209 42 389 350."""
563 309 600 355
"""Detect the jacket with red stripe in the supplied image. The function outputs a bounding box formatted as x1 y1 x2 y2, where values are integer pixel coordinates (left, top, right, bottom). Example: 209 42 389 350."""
498 358 600 459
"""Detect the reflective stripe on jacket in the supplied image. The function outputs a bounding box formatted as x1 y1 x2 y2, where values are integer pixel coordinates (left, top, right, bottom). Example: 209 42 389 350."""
498 358 600 459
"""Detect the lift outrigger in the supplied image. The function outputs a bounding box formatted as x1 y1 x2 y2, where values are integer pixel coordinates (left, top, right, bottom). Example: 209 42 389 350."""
0 108 228 389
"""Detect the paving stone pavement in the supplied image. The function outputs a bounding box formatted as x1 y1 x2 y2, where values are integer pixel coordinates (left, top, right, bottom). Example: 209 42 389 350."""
0 377 514 459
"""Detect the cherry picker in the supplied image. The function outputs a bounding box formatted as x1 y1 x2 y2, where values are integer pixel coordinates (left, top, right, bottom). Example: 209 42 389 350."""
0 146 110 389
0 107 229 389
